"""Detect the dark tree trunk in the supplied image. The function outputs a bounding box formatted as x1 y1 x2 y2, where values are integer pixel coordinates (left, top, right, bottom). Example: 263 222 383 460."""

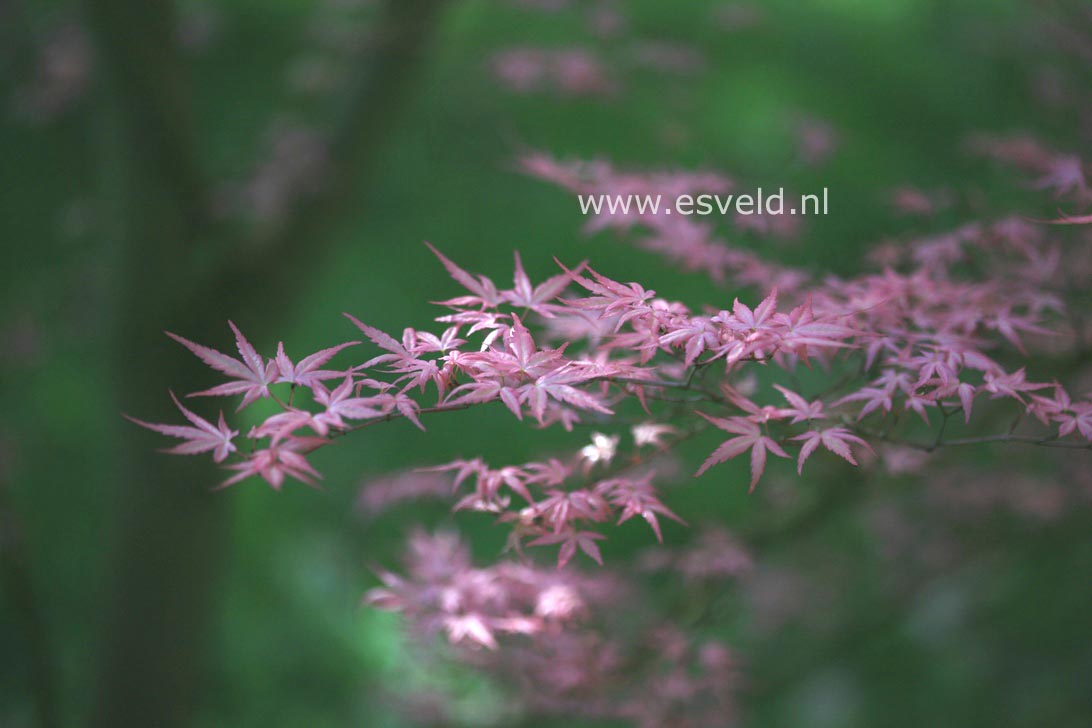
83 0 451 725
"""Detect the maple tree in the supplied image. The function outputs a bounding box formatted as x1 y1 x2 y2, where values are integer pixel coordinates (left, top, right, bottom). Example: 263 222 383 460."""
109 1 1092 724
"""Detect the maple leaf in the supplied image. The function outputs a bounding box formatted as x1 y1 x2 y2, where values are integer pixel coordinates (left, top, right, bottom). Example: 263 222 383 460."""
403 326 465 355
1032 388 1092 440
834 386 894 420
658 316 715 366
250 408 329 440
1057 403 1092 440
773 384 825 423
945 381 978 424
778 298 855 354
220 440 323 490
313 376 394 429
694 412 789 490
503 251 576 316
723 288 779 334
534 488 611 532
274 341 359 388
529 529 607 568
125 391 237 462
558 260 656 328
792 427 872 474
597 474 686 542
344 314 441 392
343 314 413 368
479 465 534 503
168 322 278 411
419 458 488 493
983 367 1050 403
527 367 613 423
425 241 504 308
523 458 572 488
907 391 939 424
506 314 561 376
986 308 1053 354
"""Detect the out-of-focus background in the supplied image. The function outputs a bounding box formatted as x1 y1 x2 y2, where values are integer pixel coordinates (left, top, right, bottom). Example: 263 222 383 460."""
2 0 1091 726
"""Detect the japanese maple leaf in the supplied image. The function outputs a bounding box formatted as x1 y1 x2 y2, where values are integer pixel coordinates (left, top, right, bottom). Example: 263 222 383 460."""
444 379 510 413
596 474 686 542
909 391 941 424
534 488 611 532
344 314 415 369
419 457 488 493
274 341 359 388
694 412 789 490
983 367 1050 403
473 464 532 503
528 529 607 567
792 427 872 474
526 366 613 423
402 326 465 355
220 440 323 490
777 298 855 354
942 381 978 424
503 251 576 316
907 348 961 389
986 308 1053 354
1034 388 1092 439
168 322 277 410
1057 403 1092 440
426 241 504 308
658 316 715 366
312 376 394 429
450 318 572 416
834 386 894 420
250 407 329 440
344 314 440 392
506 315 566 377
125 391 237 462
716 385 788 424
523 458 573 488
558 261 656 328
719 288 779 335
773 384 825 423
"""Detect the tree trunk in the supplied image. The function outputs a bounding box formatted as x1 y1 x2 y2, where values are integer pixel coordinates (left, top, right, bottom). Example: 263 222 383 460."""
84 0 450 724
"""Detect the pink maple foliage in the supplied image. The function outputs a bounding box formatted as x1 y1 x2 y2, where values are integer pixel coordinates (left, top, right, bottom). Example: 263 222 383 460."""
130 134 1092 724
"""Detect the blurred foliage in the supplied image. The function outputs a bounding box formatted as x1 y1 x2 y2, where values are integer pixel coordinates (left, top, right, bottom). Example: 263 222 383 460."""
2 0 1090 726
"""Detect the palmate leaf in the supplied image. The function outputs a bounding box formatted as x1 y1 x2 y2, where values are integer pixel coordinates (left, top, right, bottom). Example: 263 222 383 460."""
167 321 277 410
125 391 237 462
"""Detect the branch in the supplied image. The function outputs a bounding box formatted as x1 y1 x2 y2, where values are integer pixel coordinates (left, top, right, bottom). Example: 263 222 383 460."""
850 422 1092 452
